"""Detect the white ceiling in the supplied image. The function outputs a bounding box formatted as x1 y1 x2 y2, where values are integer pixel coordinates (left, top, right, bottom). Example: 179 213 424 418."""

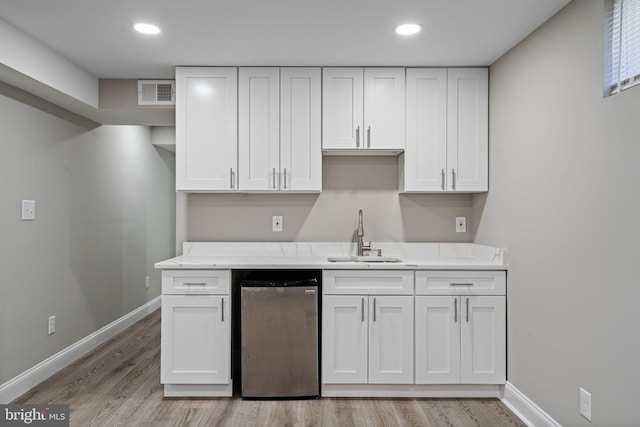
0 0 571 79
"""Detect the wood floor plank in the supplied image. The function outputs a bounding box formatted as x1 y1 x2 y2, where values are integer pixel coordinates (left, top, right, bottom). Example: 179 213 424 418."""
389 399 434 427
13 309 526 427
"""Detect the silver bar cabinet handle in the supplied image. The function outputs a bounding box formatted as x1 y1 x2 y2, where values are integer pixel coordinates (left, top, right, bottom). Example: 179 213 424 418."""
373 297 376 322
184 282 207 286
221 298 225 322
272 168 276 189
361 298 365 322
367 126 371 148
466 298 469 322
450 282 474 286
283 168 287 189
452 169 457 191
441 169 445 191
356 126 360 148
230 168 234 190
454 298 458 322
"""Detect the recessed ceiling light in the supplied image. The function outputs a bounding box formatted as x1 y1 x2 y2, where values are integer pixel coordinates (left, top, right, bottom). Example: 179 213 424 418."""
134 23 161 35
395 23 422 36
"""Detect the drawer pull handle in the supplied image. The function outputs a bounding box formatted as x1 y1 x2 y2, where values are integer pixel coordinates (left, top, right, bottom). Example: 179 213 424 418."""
221 298 225 322
466 298 469 322
373 297 376 322
361 298 365 322
184 282 207 286
454 298 457 322
450 282 474 286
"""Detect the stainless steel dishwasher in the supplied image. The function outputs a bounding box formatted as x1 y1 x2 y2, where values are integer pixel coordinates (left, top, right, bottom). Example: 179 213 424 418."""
240 277 319 398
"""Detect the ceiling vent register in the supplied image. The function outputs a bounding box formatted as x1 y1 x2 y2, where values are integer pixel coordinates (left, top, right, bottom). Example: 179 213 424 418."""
138 80 176 105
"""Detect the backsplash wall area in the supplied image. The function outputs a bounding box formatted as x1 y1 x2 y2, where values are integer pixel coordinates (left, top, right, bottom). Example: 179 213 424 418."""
181 156 472 247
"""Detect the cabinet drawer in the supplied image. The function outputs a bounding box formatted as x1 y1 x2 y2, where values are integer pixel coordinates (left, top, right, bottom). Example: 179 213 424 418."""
323 270 414 295
415 271 505 295
162 270 231 295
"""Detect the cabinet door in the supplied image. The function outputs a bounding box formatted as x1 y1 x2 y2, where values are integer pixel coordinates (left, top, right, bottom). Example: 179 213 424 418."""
415 296 461 384
460 296 506 384
161 295 230 384
239 67 280 191
280 68 322 191
447 68 488 192
322 68 364 149
368 296 414 384
364 68 405 150
176 67 238 191
322 295 368 384
404 68 448 191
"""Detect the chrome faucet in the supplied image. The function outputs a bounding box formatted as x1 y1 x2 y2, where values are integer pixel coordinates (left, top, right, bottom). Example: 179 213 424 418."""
356 209 381 257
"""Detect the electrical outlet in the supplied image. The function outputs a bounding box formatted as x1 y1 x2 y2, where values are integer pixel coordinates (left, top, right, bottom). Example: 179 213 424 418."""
48 316 56 335
145 276 150 289
272 216 283 232
580 387 592 421
456 216 467 233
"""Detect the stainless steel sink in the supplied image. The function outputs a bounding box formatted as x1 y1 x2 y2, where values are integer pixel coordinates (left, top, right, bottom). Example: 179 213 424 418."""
327 256 403 263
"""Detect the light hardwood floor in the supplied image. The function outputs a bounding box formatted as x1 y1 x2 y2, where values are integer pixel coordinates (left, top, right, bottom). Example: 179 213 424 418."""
14 310 525 427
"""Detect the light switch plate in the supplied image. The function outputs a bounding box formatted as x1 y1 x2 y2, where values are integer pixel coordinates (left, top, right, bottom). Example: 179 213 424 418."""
455 216 466 233
22 200 36 220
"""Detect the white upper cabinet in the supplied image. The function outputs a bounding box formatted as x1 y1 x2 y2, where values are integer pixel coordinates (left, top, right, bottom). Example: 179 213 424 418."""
280 68 322 191
402 68 488 192
447 68 489 192
239 67 321 192
404 68 448 191
363 68 406 150
176 67 238 191
323 68 405 152
322 68 363 150
239 67 280 191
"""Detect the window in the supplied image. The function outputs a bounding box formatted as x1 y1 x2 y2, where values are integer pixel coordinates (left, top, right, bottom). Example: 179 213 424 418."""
605 0 640 95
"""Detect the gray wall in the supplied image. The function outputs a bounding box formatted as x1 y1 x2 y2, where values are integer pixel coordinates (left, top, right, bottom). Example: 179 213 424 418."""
473 1 640 425
185 156 473 244
0 92 175 385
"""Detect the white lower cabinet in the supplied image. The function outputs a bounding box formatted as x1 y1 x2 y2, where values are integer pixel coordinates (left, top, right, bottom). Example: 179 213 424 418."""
323 295 414 384
322 269 506 397
415 272 506 385
322 270 414 385
160 270 232 397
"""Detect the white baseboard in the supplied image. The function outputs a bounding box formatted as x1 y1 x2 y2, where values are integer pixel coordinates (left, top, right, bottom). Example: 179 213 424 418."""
164 383 233 397
0 296 161 404
501 382 561 427
321 384 502 398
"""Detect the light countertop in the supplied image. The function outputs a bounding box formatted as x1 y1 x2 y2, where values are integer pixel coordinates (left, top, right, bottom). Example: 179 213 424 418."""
155 242 507 270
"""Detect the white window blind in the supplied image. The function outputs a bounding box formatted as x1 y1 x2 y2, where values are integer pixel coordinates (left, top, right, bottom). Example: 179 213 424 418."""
605 0 640 95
